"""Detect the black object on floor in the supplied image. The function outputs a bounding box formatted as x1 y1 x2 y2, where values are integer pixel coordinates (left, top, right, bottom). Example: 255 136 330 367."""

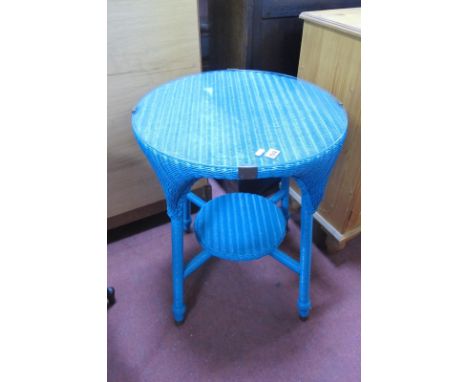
108 287 116 309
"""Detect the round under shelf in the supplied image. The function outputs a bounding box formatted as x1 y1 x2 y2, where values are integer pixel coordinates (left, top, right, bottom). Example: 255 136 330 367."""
194 193 286 261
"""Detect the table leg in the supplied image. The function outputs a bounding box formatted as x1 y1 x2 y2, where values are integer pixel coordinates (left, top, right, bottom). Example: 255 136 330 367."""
297 206 313 320
183 196 192 233
280 177 290 222
171 217 186 324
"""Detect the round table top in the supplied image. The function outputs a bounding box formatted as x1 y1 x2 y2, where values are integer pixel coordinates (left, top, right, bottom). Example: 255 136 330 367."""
132 70 347 172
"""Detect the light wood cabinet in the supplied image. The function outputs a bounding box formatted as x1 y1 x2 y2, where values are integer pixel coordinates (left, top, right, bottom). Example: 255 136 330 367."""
296 8 361 251
107 0 208 229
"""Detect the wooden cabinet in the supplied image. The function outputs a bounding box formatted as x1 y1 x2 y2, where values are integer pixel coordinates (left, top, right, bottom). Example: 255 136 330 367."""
296 8 361 251
107 0 208 229
208 0 360 76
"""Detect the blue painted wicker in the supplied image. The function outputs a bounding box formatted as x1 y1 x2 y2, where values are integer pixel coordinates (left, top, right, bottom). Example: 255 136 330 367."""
132 70 348 323
194 193 286 261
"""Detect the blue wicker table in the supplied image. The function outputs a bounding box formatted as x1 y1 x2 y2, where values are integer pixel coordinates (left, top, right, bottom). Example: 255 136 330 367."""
132 70 347 324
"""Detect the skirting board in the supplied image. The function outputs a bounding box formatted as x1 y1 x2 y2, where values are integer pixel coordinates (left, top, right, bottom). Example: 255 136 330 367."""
289 187 360 244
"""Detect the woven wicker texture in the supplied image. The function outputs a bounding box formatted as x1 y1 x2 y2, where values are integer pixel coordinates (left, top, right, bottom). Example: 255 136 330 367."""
194 193 286 261
132 70 348 217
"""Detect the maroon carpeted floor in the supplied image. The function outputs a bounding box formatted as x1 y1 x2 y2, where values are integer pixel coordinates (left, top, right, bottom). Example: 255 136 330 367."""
108 184 360 382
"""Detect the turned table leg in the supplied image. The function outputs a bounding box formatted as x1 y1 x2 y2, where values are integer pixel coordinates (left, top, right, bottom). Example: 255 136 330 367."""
280 177 290 222
171 217 186 324
297 206 313 320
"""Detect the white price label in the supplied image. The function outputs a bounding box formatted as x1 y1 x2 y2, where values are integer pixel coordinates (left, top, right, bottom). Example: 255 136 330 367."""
255 148 266 157
265 148 280 159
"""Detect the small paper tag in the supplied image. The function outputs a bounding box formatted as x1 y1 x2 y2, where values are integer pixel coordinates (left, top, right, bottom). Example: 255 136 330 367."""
255 148 266 157
265 148 280 159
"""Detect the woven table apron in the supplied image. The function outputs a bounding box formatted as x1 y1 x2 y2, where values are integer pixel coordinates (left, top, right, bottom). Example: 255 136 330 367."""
132 69 347 323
